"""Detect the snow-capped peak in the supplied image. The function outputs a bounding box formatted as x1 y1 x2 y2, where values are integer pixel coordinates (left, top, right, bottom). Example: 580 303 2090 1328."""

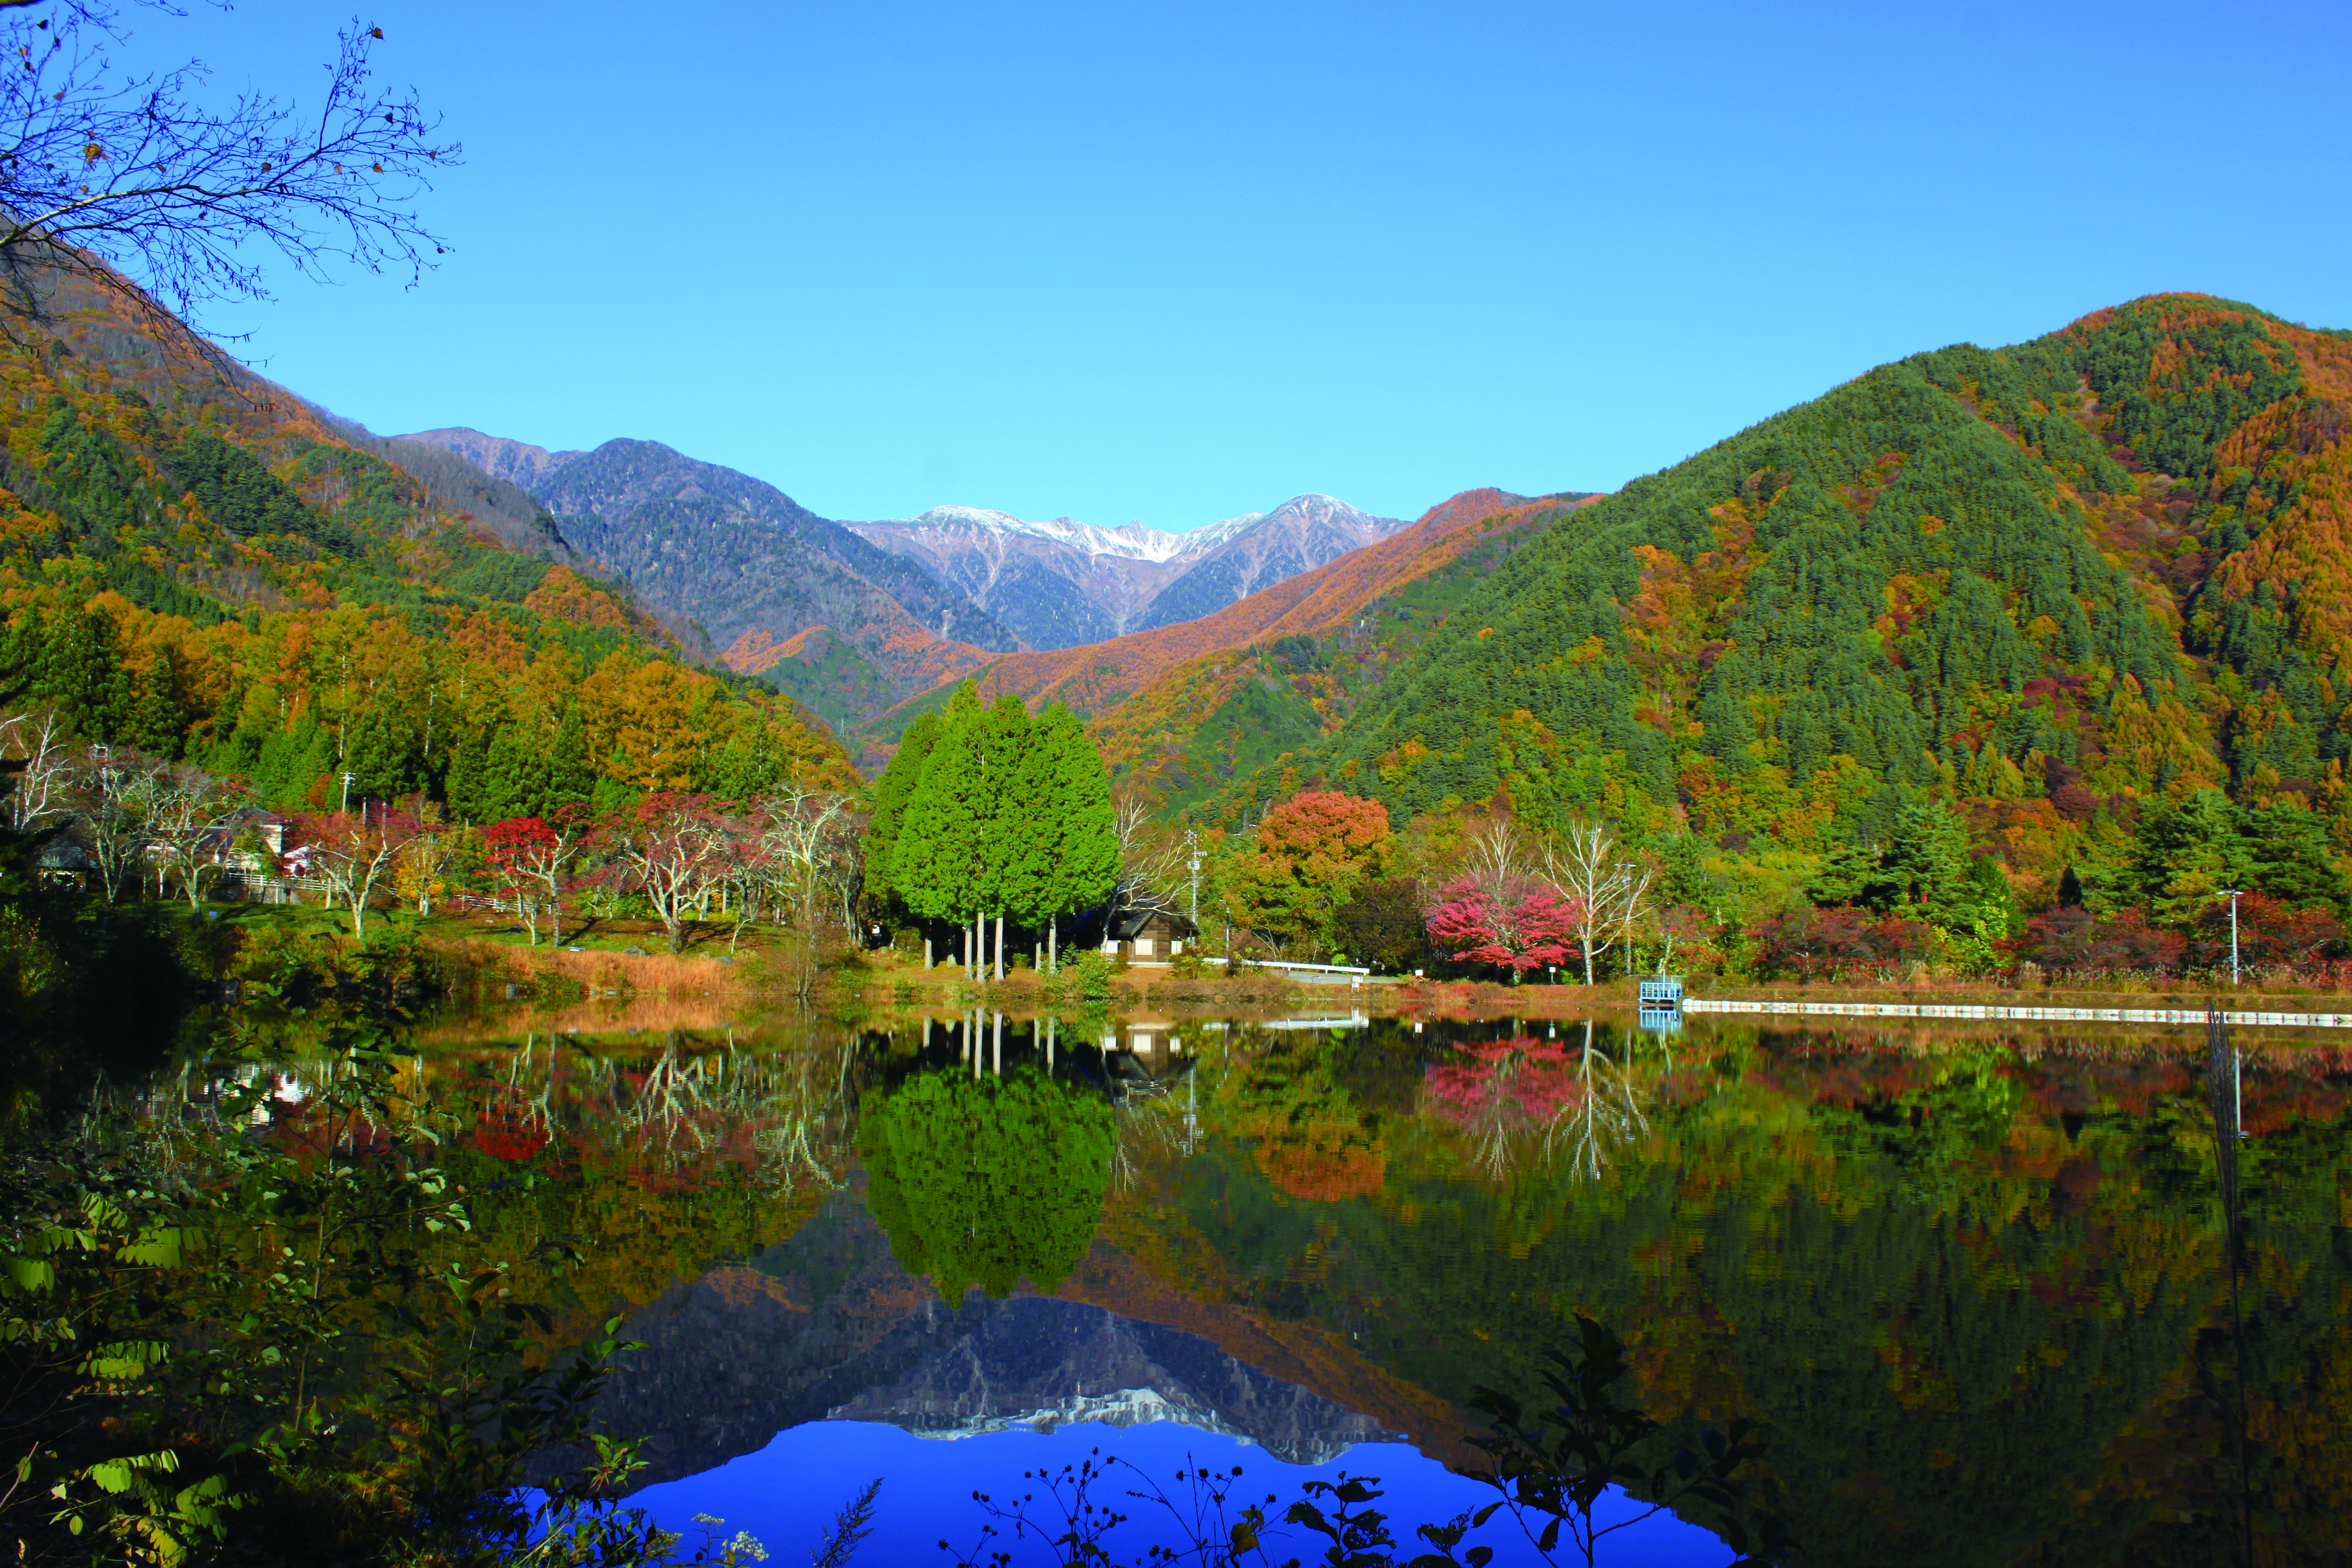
892 504 1255 563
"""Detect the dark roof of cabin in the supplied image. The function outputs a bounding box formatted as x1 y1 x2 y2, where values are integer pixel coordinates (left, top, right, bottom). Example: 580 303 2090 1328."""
1112 908 1198 940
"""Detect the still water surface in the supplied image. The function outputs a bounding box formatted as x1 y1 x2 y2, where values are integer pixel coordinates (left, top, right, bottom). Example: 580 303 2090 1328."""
420 1007 2349 1566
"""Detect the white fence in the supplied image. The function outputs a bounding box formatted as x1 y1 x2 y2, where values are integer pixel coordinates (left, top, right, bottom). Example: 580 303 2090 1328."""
1683 997 2352 1030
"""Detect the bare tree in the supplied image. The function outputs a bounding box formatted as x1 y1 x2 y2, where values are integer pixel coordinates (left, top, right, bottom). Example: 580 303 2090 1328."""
0 710 74 832
68 743 158 901
754 785 862 995
1458 816 1537 899
142 761 242 908
600 793 741 954
298 804 414 937
0 1 457 339
1112 795 1185 920
1543 819 1656 986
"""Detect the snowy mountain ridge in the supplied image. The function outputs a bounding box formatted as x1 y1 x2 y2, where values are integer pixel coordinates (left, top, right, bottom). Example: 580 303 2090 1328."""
886 503 1280 565
854 493 1407 649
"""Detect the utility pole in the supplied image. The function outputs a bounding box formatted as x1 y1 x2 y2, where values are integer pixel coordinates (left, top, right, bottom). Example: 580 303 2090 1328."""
2217 888 2244 987
339 771 357 813
1186 829 1202 925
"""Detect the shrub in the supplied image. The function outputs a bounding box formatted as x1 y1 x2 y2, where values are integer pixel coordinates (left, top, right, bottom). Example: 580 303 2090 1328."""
2013 905 2185 972
1750 906 1933 981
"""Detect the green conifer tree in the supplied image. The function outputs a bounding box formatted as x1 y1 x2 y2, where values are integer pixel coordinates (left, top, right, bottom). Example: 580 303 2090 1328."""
894 684 990 925
121 652 187 759
864 709 946 909
976 694 1040 925
544 705 596 812
442 710 502 822
1876 800 1974 924
1034 702 1117 924
482 720 534 823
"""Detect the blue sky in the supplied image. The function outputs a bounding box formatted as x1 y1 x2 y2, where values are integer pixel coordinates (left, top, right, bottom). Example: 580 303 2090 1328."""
128 0 2352 530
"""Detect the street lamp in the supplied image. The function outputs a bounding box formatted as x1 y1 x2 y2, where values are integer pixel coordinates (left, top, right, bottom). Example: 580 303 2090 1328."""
2216 888 2244 987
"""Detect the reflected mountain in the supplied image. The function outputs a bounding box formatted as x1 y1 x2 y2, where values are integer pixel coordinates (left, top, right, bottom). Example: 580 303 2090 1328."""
830 1297 1399 1463
593 1183 1399 1487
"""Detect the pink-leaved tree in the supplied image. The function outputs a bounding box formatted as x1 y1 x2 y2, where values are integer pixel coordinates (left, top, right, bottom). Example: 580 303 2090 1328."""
1424 873 1585 981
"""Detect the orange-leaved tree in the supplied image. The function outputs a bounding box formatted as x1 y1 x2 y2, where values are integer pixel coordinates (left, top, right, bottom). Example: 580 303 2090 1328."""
1224 790 1393 959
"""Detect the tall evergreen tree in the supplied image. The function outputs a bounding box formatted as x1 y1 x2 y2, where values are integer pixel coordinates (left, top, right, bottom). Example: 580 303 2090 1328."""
544 705 596 813
1034 702 1117 923
864 708 946 909
120 651 188 759
894 686 990 925
977 694 1040 922
1876 800 1974 925
442 722 490 823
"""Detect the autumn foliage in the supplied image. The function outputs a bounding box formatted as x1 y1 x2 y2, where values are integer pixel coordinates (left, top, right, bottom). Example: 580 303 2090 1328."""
1424 874 1583 976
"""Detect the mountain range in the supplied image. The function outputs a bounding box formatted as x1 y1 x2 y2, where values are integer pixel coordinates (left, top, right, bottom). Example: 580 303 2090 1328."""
393 428 1410 734
829 292 2352 918
18 228 2342 921
0 260 858 816
848 494 1410 649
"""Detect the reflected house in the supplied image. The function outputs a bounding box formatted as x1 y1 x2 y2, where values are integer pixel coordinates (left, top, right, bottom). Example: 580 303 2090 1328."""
1100 1017 1189 1076
1103 908 1198 965
34 837 97 886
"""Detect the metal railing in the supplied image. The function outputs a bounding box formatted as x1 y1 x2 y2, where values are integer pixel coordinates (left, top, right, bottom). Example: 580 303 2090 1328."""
1684 996 2352 1029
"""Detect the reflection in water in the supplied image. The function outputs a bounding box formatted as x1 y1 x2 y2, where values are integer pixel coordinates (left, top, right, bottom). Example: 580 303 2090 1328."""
1423 1019 1657 1182
858 1064 1113 1300
261 1006 2352 1566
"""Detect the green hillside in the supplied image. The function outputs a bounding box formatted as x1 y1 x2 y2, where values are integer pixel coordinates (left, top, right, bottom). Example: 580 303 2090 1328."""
1208 295 2352 900
0 269 856 813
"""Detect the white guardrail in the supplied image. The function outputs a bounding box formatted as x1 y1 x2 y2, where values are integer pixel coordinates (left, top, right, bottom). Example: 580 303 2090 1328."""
1218 958 1372 977
1683 997 2352 1029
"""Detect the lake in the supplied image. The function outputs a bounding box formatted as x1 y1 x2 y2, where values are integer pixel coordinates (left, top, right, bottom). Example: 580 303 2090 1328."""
294 1005 2352 1565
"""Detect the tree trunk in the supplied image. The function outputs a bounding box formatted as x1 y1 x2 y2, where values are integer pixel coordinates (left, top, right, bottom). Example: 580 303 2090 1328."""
924 935 933 969
994 914 1004 982
1049 914 1058 973
1581 939 1594 986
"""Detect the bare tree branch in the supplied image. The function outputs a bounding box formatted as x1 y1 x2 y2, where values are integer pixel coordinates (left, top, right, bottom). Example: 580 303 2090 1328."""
1111 795 1184 921
1542 819 1655 986
0 2 456 339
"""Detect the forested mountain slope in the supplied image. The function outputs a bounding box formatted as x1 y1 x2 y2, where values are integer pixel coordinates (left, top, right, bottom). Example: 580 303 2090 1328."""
1087 491 1600 811
0 268 854 814
398 427 1015 695
1235 294 2352 887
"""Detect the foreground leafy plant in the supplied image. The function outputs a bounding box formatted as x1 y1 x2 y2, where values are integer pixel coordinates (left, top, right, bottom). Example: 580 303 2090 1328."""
1465 1315 1793 1567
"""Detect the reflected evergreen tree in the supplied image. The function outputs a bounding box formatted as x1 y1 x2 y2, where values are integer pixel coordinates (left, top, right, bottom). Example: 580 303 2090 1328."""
858 1068 1114 1300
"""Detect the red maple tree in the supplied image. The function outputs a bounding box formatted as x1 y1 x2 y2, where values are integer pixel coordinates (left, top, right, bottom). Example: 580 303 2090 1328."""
1423 873 1583 978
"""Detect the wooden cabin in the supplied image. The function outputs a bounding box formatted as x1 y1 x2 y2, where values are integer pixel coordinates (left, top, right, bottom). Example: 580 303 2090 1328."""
1102 908 1200 964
